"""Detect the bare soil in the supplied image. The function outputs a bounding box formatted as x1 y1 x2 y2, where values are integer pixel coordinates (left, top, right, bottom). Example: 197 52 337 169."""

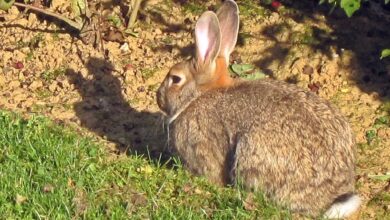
0 0 389 218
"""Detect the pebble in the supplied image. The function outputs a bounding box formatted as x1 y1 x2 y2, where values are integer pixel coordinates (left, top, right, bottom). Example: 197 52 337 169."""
341 88 349 93
48 82 58 92
0 75 6 87
155 28 162 35
9 80 21 89
120 43 130 53
29 81 43 90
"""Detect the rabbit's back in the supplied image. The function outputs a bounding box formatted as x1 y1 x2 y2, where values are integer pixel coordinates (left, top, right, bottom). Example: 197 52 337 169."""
171 79 356 215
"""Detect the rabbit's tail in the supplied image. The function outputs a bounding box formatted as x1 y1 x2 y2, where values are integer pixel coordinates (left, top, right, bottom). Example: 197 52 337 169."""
323 193 361 219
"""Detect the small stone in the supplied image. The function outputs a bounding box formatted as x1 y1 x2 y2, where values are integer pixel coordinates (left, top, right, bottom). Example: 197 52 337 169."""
43 184 54 193
9 80 21 89
341 88 349 93
120 43 129 53
28 13 38 26
155 28 162 35
0 75 6 86
48 82 58 92
29 81 43 90
303 65 314 75
377 128 390 139
13 61 24 70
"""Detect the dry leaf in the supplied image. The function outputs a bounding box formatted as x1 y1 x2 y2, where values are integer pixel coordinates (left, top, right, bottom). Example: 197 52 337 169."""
194 187 203 194
103 29 125 43
67 178 75 188
16 194 27 205
243 193 257 211
182 184 192 193
43 184 55 193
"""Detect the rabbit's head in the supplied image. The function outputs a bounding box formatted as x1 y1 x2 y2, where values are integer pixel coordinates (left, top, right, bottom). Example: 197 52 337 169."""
157 0 239 117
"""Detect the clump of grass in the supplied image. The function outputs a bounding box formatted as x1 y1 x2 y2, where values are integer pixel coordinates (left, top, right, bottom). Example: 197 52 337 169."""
148 83 159 92
161 36 174 45
17 33 45 61
35 88 52 99
51 31 61 41
40 67 66 82
291 26 320 46
141 68 157 80
366 191 390 218
107 13 123 28
0 110 289 218
30 104 47 113
181 1 206 15
17 33 45 49
237 0 269 17
360 111 390 147
380 100 390 114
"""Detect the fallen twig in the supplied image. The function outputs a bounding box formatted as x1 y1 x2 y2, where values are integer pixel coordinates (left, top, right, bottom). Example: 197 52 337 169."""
127 0 142 29
13 2 82 30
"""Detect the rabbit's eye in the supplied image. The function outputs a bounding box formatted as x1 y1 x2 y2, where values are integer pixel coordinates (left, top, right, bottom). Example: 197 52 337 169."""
171 75 182 84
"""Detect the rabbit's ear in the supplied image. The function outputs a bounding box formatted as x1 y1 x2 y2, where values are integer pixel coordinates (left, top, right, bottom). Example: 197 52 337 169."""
216 0 239 63
195 11 221 72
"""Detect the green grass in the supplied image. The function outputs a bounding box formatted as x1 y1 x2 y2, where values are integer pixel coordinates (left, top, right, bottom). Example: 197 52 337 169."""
0 111 289 219
180 1 207 15
141 68 158 80
237 0 269 17
35 88 52 99
40 67 66 82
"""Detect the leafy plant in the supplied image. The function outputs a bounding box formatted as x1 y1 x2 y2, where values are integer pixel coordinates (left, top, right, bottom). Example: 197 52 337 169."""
365 129 376 145
70 0 87 23
319 0 360 17
0 0 14 10
365 114 390 145
380 49 390 59
229 64 267 80
40 67 66 82
107 14 123 28
320 0 389 17
368 173 390 181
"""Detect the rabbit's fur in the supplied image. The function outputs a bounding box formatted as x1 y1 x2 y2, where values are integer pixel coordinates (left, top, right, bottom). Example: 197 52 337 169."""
157 0 360 218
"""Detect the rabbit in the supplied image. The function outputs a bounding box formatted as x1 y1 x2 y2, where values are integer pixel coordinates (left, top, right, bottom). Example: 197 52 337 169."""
156 0 361 218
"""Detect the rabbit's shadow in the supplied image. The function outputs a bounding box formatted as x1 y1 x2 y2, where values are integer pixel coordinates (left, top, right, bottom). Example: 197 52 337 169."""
66 57 168 161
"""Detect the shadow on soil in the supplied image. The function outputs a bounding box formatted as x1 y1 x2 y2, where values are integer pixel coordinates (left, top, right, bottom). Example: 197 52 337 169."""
253 0 390 103
66 57 169 161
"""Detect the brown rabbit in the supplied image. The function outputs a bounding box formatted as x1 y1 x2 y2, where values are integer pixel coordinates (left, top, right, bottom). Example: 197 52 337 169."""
157 0 361 218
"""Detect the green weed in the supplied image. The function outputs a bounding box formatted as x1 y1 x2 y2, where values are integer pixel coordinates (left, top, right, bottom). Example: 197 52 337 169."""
181 1 206 15
35 88 52 99
292 26 320 46
107 14 123 28
141 68 157 80
40 67 66 82
237 0 269 17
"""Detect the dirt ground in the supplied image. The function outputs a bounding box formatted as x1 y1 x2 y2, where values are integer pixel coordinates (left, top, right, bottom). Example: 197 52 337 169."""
0 0 389 218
